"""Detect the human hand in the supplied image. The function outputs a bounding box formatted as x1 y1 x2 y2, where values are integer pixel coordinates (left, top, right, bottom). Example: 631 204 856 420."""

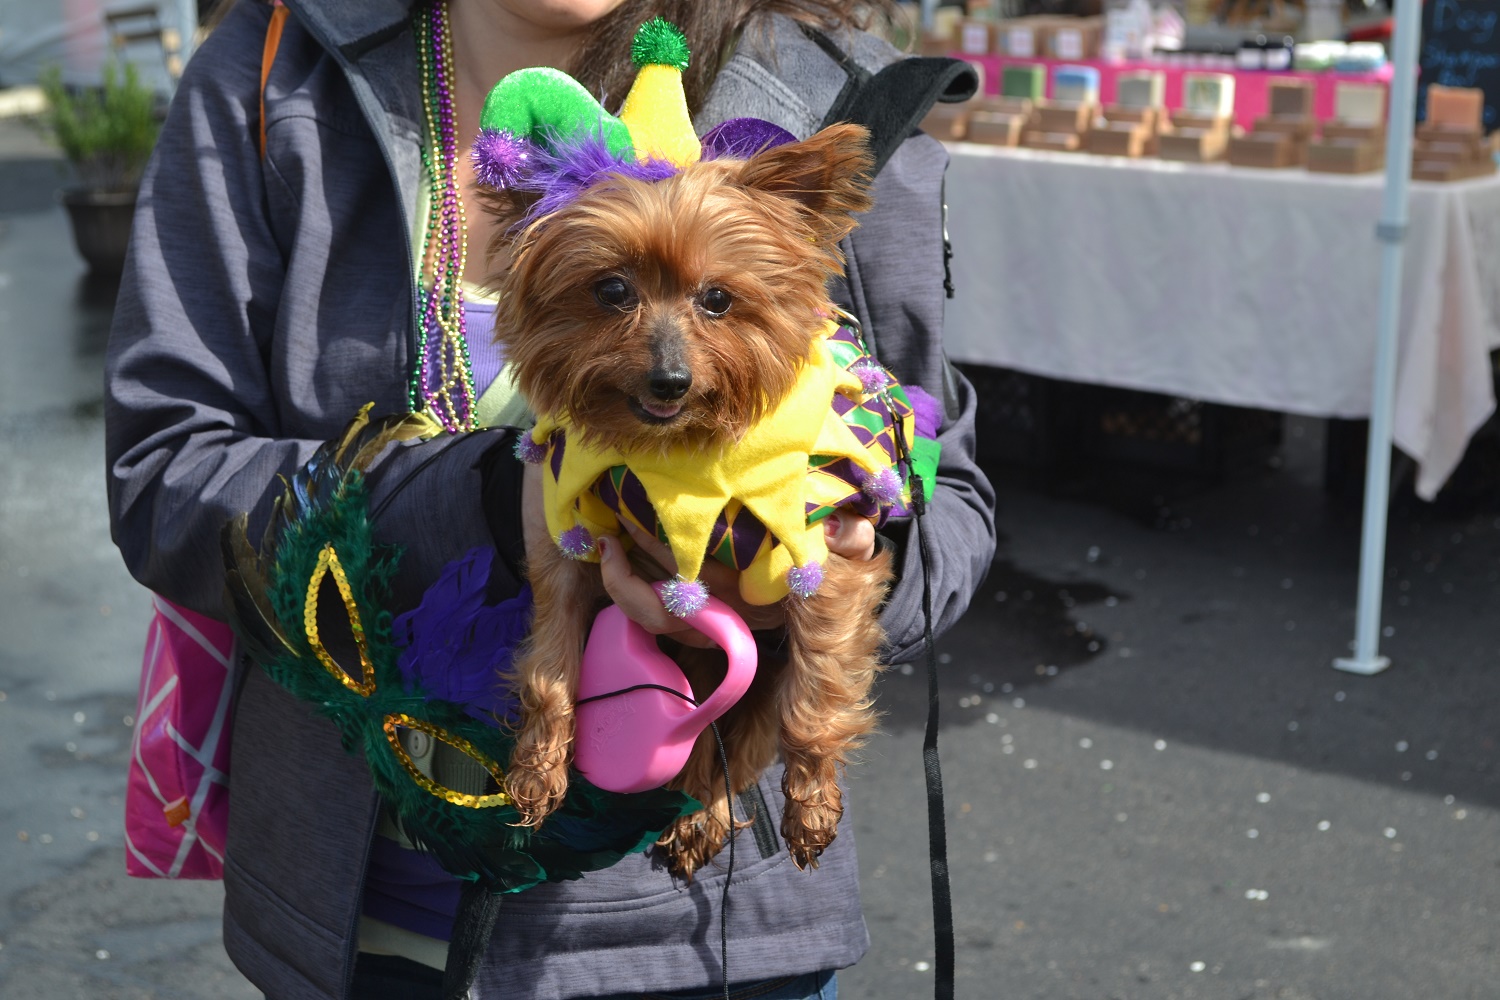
602 509 879 645
822 511 877 563
604 520 786 643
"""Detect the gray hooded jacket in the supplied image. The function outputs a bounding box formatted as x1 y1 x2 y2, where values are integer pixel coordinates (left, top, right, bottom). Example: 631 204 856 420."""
104 2 996 997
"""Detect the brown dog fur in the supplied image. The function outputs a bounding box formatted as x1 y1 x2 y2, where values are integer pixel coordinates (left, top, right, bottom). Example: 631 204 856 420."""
486 123 894 877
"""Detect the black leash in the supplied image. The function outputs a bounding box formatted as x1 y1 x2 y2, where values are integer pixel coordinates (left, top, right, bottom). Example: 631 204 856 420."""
912 483 954 1000
890 389 955 1000
578 684 736 1000
710 720 735 1000
574 683 701 706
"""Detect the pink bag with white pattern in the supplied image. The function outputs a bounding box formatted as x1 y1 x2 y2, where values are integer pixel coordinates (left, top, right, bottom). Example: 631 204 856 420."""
124 595 236 879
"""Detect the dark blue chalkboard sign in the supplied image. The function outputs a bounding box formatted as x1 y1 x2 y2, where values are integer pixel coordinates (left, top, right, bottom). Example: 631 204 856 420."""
1419 0 1500 130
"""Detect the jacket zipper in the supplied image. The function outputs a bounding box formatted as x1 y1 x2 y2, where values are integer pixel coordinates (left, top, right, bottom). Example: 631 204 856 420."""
281 1 423 418
270 7 420 997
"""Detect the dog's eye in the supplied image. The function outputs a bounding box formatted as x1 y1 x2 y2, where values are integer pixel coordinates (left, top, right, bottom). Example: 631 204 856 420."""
699 288 732 317
594 277 636 310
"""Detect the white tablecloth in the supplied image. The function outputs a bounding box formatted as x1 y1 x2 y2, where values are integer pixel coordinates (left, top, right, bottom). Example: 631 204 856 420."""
942 144 1500 498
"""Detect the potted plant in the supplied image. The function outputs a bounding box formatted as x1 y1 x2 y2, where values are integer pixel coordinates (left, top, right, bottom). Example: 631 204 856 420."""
37 62 161 274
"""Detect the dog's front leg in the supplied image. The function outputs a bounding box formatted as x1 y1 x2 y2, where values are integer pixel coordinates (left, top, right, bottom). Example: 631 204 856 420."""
779 546 893 868
659 650 783 879
505 542 599 828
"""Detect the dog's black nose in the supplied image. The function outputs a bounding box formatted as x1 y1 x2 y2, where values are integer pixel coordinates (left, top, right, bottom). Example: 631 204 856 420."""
649 368 692 401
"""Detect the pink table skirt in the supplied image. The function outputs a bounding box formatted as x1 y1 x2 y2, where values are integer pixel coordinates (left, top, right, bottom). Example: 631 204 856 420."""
957 53 1395 132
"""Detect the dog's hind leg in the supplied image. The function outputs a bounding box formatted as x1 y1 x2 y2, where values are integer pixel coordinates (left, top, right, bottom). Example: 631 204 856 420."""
504 543 599 828
778 547 893 869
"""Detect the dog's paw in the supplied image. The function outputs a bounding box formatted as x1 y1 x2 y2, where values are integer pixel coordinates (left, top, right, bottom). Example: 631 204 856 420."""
657 807 737 881
503 751 570 827
781 796 840 871
788 843 826 871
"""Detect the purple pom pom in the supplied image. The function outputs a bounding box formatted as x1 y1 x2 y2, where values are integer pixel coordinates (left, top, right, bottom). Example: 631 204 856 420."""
514 433 547 464
852 362 891 395
861 467 903 506
471 129 534 189
659 577 709 618
557 525 595 559
786 561 824 599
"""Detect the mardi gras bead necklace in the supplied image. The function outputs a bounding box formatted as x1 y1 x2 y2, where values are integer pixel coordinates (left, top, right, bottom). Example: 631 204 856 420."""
411 0 475 433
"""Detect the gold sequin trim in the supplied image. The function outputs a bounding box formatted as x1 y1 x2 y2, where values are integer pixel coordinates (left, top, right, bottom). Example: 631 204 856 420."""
382 714 512 809
304 544 376 697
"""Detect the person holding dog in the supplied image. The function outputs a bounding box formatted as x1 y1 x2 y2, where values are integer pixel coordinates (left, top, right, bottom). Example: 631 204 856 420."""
105 1 996 998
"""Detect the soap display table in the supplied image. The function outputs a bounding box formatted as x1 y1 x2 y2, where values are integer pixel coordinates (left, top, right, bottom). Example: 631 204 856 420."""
957 54 1393 134
942 144 1500 498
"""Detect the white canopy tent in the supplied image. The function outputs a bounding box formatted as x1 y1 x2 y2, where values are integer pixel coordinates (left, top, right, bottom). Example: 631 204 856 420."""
917 0 1426 676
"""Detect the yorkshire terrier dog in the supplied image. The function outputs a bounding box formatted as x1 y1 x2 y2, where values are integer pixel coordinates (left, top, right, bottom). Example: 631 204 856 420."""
483 120 896 878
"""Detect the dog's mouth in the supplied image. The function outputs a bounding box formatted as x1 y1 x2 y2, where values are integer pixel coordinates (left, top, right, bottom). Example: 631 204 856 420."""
629 396 686 424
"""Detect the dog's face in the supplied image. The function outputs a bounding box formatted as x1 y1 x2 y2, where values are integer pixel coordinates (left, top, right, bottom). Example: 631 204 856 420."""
491 122 873 452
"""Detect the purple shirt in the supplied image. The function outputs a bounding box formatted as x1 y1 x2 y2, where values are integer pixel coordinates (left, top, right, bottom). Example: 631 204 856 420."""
465 297 502 398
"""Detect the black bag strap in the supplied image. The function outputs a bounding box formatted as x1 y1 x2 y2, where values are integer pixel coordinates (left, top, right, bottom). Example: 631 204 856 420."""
804 31 970 1000
804 28 978 177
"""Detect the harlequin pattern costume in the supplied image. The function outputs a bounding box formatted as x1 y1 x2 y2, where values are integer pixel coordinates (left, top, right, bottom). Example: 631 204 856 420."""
522 320 940 610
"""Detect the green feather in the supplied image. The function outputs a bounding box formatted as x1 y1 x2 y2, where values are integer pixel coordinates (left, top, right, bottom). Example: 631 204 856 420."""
224 413 699 892
631 17 690 70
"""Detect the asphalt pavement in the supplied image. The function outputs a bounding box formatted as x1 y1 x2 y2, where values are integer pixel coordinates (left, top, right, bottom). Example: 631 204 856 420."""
1 115 1495 1000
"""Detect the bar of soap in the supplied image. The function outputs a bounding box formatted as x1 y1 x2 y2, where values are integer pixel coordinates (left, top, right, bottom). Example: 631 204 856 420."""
1115 71 1165 110
1426 85 1484 132
1001 64 1046 102
1335 82 1386 126
1053 65 1101 105
1267 79 1315 118
1182 72 1235 118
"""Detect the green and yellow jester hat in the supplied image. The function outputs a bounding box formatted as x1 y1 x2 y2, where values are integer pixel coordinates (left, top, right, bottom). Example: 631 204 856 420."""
469 18 800 210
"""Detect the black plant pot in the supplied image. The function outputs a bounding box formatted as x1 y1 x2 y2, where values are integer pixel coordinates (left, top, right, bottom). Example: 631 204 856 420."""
60 186 137 274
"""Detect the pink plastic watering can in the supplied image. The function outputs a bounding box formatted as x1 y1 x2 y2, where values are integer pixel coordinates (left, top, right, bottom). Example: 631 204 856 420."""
573 587 757 794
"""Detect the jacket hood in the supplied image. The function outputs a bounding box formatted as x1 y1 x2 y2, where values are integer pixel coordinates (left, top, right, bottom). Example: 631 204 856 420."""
280 0 419 60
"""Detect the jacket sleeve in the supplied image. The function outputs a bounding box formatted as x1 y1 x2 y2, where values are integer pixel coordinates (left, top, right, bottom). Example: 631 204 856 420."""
836 132 997 664
104 3 513 620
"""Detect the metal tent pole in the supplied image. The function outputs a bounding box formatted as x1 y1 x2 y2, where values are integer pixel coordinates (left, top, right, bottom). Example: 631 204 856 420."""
178 0 199 63
1333 0 1424 677
920 0 939 33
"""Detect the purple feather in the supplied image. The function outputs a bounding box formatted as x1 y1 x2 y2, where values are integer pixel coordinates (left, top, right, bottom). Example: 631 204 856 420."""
558 524 595 559
786 561 824 599
517 133 680 223
392 547 530 723
905 385 942 440
514 432 547 464
700 117 798 160
471 128 535 189
658 577 709 618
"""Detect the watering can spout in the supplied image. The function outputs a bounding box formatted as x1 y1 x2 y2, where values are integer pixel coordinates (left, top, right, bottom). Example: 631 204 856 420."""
573 590 758 794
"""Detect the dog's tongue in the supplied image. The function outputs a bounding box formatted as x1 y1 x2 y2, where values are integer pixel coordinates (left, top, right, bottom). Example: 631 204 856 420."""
641 399 683 419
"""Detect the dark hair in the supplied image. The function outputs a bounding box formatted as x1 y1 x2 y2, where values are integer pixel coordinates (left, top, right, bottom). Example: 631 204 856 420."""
569 1 902 114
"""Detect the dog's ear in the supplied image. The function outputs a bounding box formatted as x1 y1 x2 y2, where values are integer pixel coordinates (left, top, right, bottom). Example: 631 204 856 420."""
737 122 874 245
477 186 541 250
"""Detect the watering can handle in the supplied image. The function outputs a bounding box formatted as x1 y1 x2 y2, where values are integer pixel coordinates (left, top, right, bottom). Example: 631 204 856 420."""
649 583 758 730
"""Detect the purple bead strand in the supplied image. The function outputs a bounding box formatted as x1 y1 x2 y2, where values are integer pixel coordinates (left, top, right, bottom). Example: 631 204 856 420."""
412 1 475 432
